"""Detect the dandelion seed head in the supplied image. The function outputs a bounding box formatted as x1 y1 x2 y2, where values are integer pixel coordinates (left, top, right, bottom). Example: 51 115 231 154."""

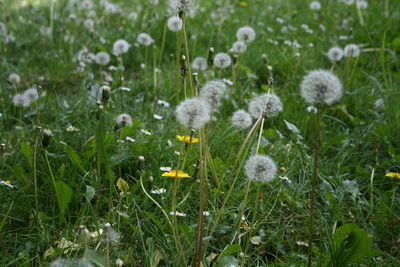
8 73 21 84
248 93 283 118
84 19 94 30
95 52 110 65
344 44 360 58
167 16 183 32
175 97 211 129
357 0 368 9
39 26 52 36
115 113 132 127
49 258 71 267
137 33 154 46
236 26 256 42
244 154 277 182
232 41 247 53
231 109 252 129
102 223 120 243
168 0 198 17
192 57 207 70
113 39 130 56
327 46 344 61
199 80 227 111
214 53 232 69
12 93 30 107
309 1 321 10
300 69 342 105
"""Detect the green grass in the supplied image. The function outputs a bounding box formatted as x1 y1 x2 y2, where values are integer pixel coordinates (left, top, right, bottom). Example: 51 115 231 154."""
1 0 400 266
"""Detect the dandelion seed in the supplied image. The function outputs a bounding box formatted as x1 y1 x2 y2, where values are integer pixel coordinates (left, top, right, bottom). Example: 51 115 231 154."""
1 180 14 188
214 53 232 69
244 154 278 182
95 52 110 65
236 26 256 42
8 73 20 84
175 97 211 129
300 70 342 105
176 135 200 144
248 92 283 118
327 46 344 62
115 114 132 127
151 188 167 194
137 33 154 46
167 16 183 32
199 80 227 111
232 41 247 53
162 170 190 178
231 109 252 129
192 57 207 71
344 44 360 58
141 129 152 135
113 39 130 56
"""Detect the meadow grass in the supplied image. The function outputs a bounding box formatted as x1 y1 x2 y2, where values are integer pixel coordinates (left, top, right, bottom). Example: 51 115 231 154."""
0 0 400 266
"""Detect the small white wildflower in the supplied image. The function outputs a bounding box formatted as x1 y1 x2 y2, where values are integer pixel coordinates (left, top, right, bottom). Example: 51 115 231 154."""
199 80 227 111
279 176 292 184
95 52 110 66
160 167 172 171
113 39 130 56
125 136 136 142
119 86 131 92
66 125 80 132
192 57 207 71
1 180 14 188
374 98 384 111
344 44 360 58
8 73 21 84
214 53 231 69
300 70 342 105
327 46 344 62
244 154 278 182
236 26 256 42
175 97 211 129
203 211 210 216
306 105 317 113
167 16 183 32
157 99 170 107
137 33 154 46
115 113 132 127
309 1 321 10
169 211 186 217
115 259 124 267
151 188 167 194
231 109 252 129
232 41 247 53
248 93 283 118
141 129 152 135
153 114 163 120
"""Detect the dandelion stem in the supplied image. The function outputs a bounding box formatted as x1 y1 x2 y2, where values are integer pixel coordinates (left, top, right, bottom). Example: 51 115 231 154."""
308 105 320 267
33 135 40 224
182 14 194 96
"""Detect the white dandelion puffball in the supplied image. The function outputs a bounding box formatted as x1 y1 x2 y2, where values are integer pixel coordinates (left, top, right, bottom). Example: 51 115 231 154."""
192 57 207 70
327 46 344 62
84 19 94 30
175 97 211 129
344 44 360 58
342 0 354 5
248 93 283 118
95 52 110 65
113 39 130 56
309 1 321 10
357 0 368 9
300 70 343 105
199 80 227 111
39 26 52 36
0 22 7 36
168 0 197 17
244 154 277 182
12 94 29 107
128 12 138 21
115 113 132 127
232 41 247 53
8 73 21 84
23 87 39 103
236 26 256 42
167 16 182 32
231 110 252 129
214 53 232 69
137 33 154 46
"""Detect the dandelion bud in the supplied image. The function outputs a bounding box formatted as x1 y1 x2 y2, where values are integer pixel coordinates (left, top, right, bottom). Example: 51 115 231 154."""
138 156 145 170
180 55 188 77
116 259 124 266
147 176 154 190
207 47 214 67
42 129 53 148
0 143 5 152
78 225 90 245
35 126 42 136
192 72 200 88
101 86 111 104
96 105 104 120
262 54 268 65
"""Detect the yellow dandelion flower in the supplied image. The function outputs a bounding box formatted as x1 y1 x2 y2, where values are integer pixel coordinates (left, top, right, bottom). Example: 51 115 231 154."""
162 170 190 178
239 1 248 7
280 167 286 171
386 172 400 180
176 135 200 144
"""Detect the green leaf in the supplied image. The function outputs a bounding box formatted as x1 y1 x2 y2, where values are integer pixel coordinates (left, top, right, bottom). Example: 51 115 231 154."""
214 256 239 267
59 163 65 179
224 244 242 255
20 142 33 168
54 181 72 216
86 249 105 267
63 144 84 171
